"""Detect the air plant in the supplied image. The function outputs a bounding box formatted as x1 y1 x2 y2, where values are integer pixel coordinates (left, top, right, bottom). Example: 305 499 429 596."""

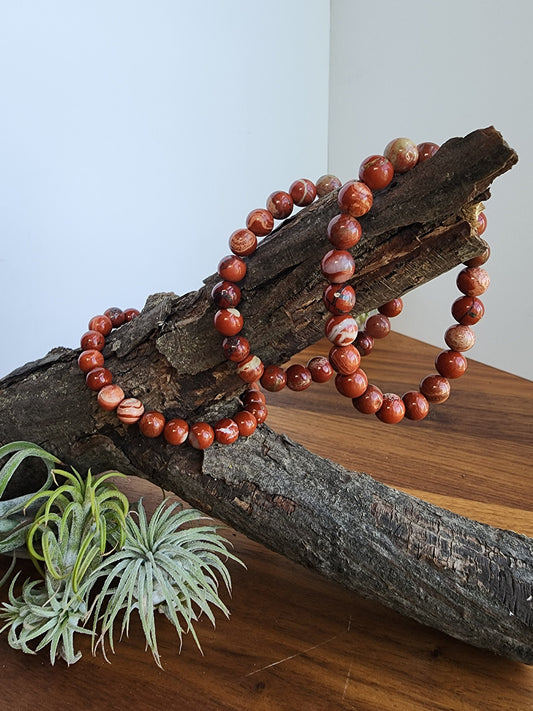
0 441 242 666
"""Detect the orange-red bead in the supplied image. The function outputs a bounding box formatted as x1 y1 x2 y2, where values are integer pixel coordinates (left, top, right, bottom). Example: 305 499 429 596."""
435 350 467 379
307 356 334 383
328 344 361 375
476 212 487 236
229 228 257 257
214 308 244 336
353 384 383 414
218 255 247 282
383 137 418 173
236 354 264 383
456 267 490 296
163 418 189 445
358 155 394 191
123 308 140 322
88 314 113 337
465 246 490 268
242 389 266 407
420 375 450 404
97 384 125 411
86 367 112 391
337 180 373 217
117 398 144 424
354 331 374 357
416 142 439 162
189 422 215 450
260 365 287 392
233 410 257 437
316 174 342 197
323 284 356 314
376 393 405 423
402 391 430 420
325 314 358 346
139 411 166 438
244 401 268 424
214 418 240 445
327 214 362 249
81 330 105 351
335 369 368 398
246 209 274 237
378 298 403 318
289 179 316 206
104 307 126 328
211 280 242 309
286 364 312 391
320 249 355 284
445 324 475 352
222 335 250 363
365 313 391 339
451 295 484 325
78 349 105 373
266 190 294 219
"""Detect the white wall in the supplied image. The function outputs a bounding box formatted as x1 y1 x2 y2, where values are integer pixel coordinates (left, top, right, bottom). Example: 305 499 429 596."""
329 0 533 380
0 0 330 377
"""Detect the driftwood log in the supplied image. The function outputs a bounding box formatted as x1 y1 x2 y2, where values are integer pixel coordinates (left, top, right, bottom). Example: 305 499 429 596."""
1 127 531 664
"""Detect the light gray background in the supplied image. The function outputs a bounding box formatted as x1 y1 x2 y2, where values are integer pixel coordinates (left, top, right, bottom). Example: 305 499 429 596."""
0 1 531 379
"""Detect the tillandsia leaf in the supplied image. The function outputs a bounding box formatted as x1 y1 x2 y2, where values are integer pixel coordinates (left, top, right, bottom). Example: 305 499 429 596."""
92 498 243 668
0 441 60 499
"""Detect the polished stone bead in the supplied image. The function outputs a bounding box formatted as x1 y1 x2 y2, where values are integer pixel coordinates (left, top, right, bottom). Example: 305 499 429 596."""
266 191 294 219
376 393 405 423
81 330 106 351
139 411 166 438
325 314 358 346
260 364 287 392
307 356 334 383
323 283 356 314
104 307 126 328
456 267 490 296
321 250 356 284
117 397 145 424
236 354 264 383
358 155 394 191
335 368 368 398
383 137 419 173
222 335 250 362
337 180 373 217
218 254 247 282
435 350 467 379
354 331 374 357
286 364 312 391
97 384 125 411
214 308 244 337
88 314 113 337
211 280 242 309
476 212 488 236
163 418 189 445
233 410 257 437
402 391 430 420
229 228 257 256
86 367 113 391
353 384 383 414
246 208 274 237
78 349 104 373
378 298 403 318
214 418 240 445
465 246 490 268
242 389 266 407
327 214 362 249
189 422 215 450
420 374 451 404
328 344 361 375
289 179 317 206
444 324 476 352
451 295 484 325
365 313 391 339
243 401 268 424
416 142 439 162
123 308 140 322
316 174 342 197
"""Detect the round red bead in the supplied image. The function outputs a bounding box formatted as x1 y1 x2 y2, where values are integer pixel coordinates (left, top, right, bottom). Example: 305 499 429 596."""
465 246 490 268
139 411 166 438
378 298 403 318
323 283 356 314
246 208 274 237
86 367 112 391
476 212 488 236
335 369 368 398
316 174 342 197
420 374 450 404
325 314 358 346
163 418 189 445
337 181 373 217
444 324 476 352
88 315 113 337
233 410 257 437
286 364 312 391
354 331 374 357
289 179 316 206
97 384 125 411
307 356 334 383
222 335 250 363
218 255 247 282
327 214 362 249
365 313 391 339
321 250 356 284
435 350 467 379
353 384 383 414
402 391 430 420
236 354 264 383
260 365 287 392
104 307 126 328
456 267 490 296
214 418 240 445
242 389 266 407
266 191 293 220
214 308 244 337
244 401 268 424
451 295 484 325
358 155 394 191
328 344 361 375
117 398 144 424
211 280 242 309
80 330 105 351
78 349 105 373
383 137 419 173
416 142 439 162
229 228 257 257
189 422 215 450
123 308 140 322
376 393 405 423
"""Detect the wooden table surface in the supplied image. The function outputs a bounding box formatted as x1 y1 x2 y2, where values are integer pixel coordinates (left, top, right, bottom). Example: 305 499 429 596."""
1 332 532 710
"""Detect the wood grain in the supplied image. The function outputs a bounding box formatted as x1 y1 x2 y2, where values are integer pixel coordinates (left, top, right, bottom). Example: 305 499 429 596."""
1 332 531 710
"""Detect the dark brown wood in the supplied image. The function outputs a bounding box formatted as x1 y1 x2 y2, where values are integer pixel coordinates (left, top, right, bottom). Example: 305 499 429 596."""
1 127 529 665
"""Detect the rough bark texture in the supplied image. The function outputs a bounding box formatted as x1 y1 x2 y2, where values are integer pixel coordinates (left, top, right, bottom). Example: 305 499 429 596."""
1 127 531 664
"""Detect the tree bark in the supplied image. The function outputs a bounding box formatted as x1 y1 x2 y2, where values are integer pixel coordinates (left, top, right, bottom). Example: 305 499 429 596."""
1 127 531 664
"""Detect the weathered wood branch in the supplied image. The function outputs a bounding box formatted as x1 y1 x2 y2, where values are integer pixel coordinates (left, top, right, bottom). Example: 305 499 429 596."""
1 127 531 664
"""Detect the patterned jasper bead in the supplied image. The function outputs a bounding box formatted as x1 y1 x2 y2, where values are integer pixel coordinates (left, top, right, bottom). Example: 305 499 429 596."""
139 411 166 438
383 137 419 173
104 307 126 328
451 295 484 325
353 384 384 414
78 349 105 373
163 418 189 445
416 142 439 162
214 418 240 445
327 214 362 249
316 174 342 197
323 284 356 314
358 155 394 191
211 280 242 309
80 330 105 351
88 314 113 337
325 314 358 346
117 398 145 424
444 324 476 352
236 354 264 383
456 267 490 296
86 367 112 391
97 384 125 411
337 181 373 217
218 255 247 282
189 422 215 450
266 190 293 219
376 393 405 423
402 391 429 420
289 179 316 206
233 410 257 437
465 247 490 268
222 335 250 363
328 344 361 375
229 228 257 257
476 212 488 236
320 250 355 284
307 356 334 382
214 308 244 336
286 364 312 391
260 365 287 392
244 401 268 424
246 208 274 237
420 375 450 404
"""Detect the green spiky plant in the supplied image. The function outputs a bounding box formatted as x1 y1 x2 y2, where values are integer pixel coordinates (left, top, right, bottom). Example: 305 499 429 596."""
0 442 242 666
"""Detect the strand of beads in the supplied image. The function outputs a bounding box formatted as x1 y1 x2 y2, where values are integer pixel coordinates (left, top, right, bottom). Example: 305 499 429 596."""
78 307 260 449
